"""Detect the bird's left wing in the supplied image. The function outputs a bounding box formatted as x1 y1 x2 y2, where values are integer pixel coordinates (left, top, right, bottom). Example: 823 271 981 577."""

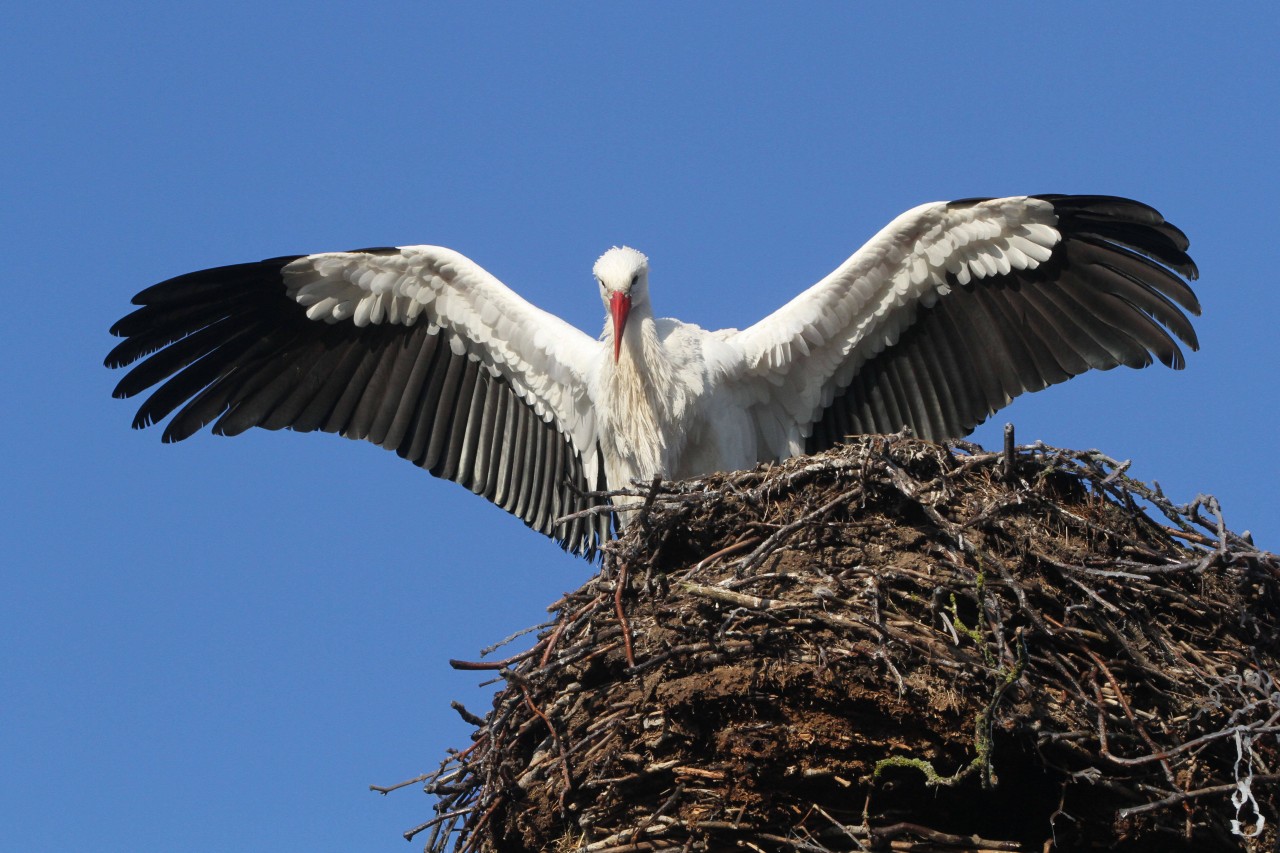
107 246 611 556
726 195 1200 454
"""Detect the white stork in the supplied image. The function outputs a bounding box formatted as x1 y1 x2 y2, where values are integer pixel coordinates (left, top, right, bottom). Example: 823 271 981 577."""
107 195 1199 558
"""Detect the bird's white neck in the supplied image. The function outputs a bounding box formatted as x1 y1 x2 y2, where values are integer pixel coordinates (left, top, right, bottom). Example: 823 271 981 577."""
599 307 680 489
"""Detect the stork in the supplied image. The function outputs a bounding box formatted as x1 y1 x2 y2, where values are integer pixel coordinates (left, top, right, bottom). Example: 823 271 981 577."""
107 194 1200 558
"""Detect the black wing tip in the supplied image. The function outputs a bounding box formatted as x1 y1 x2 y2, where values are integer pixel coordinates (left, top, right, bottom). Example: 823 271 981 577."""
127 256 298 303
1043 194 1201 298
1046 195 1203 365
107 254 315 429
949 193 1197 267
1180 258 1202 285
104 347 130 370
1040 192 1194 246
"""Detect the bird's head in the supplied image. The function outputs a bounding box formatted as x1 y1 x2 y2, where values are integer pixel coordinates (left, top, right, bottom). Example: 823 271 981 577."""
593 246 649 362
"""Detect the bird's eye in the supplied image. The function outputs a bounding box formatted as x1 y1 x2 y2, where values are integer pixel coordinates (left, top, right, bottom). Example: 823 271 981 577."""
630 273 638 287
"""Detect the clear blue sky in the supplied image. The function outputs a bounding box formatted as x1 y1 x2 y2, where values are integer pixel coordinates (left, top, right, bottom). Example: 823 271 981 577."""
3 4 1276 852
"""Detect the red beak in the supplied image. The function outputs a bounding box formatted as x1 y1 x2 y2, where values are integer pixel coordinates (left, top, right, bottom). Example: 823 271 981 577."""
610 291 631 362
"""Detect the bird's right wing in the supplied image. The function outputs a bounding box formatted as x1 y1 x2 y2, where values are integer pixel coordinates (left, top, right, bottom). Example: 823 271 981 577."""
726 195 1199 455
107 246 612 557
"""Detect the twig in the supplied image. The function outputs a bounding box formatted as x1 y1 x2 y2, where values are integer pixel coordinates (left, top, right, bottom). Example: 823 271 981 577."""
870 821 1024 850
1118 774 1280 818
450 701 486 727
1002 422 1015 483
540 594 605 667
449 648 538 670
615 560 636 667
369 773 428 795
679 581 886 639
693 534 762 570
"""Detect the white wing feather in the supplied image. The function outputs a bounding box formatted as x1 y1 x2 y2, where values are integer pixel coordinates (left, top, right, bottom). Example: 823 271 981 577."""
727 197 1061 456
282 246 604 468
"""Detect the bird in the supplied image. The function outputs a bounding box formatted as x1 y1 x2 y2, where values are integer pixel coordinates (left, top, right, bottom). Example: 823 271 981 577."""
107 194 1200 558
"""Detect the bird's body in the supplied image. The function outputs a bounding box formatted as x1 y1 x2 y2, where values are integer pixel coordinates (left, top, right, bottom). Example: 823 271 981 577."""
108 195 1201 558
596 311 751 491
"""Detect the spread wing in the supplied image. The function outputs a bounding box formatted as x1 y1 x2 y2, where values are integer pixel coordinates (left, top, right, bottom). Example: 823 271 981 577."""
728 195 1199 454
107 246 612 557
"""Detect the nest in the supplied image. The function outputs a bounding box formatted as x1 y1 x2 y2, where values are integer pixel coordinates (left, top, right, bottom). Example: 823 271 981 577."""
380 434 1280 852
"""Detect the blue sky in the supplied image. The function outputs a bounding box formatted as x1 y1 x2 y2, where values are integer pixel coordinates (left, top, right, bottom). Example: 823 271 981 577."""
3 4 1277 852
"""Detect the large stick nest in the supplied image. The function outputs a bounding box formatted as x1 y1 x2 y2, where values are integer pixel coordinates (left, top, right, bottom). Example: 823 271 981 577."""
383 435 1280 852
